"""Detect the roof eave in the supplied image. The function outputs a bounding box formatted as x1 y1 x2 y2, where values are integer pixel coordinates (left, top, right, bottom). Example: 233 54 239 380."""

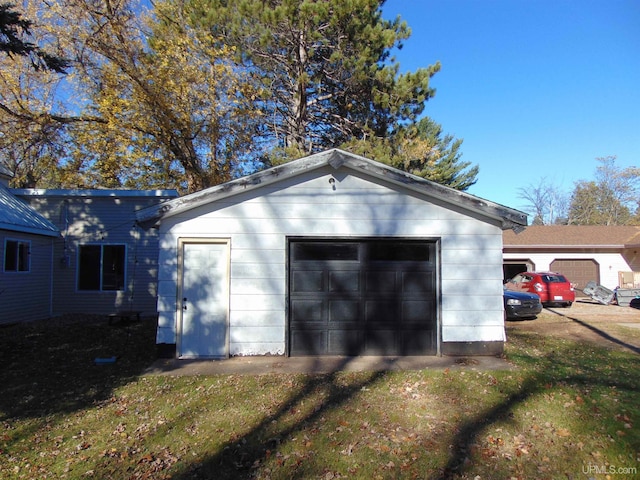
136 158 325 225
13 188 179 198
0 222 60 237
136 149 528 230
504 244 626 250
339 153 527 230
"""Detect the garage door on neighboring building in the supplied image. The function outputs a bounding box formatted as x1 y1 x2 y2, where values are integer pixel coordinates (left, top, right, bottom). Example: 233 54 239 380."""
289 239 438 356
550 259 599 297
503 261 534 282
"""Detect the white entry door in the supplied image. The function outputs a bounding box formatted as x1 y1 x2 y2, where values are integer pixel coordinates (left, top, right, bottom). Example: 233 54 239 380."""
178 239 230 358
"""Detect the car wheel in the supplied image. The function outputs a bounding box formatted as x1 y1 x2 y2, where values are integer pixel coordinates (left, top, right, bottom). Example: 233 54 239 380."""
563 302 572 308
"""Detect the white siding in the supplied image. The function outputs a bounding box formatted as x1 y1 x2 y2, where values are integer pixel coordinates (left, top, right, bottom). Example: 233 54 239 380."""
157 166 506 355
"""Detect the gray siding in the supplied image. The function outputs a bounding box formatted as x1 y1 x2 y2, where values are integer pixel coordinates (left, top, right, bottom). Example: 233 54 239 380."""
156 167 506 355
16 191 176 317
0 231 54 324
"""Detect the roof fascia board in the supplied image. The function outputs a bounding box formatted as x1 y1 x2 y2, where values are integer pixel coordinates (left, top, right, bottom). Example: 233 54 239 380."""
339 154 526 229
13 188 179 198
0 222 60 237
504 246 623 253
136 153 335 225
505 244 627 248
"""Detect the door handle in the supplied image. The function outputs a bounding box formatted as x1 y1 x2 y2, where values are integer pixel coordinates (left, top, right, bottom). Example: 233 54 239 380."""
183 298 188 310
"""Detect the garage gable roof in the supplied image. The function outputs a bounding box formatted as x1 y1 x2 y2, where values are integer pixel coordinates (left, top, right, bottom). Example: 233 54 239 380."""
136 149 527 230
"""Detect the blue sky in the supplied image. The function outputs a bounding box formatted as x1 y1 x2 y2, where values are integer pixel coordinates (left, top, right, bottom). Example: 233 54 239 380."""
382 0 640 214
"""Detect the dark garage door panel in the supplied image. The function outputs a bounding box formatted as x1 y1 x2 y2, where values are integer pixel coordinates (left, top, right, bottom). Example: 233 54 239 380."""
291 320 437 355
289 240 437 356
550 259 599 297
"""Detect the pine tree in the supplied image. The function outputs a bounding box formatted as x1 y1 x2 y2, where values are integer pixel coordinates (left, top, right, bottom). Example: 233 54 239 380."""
0 3 68 72
191 0 440 158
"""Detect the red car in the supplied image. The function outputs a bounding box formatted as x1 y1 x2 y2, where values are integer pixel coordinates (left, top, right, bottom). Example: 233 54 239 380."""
505 271 575 308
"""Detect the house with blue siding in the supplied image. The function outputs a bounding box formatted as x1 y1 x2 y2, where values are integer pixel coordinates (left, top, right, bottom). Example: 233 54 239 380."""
0 168 60 324
13 188 178 318
137 149 528 359
1 163 178 324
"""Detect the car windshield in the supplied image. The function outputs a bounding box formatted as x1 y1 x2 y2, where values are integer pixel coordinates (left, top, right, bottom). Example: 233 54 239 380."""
540 274 567 283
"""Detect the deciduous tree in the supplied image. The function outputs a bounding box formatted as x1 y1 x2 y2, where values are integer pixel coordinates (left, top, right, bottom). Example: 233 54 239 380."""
518 177 569 225
0 1 73 187
1 0 262 192
568 156 639 225
1 0 473 193
57 0 263 192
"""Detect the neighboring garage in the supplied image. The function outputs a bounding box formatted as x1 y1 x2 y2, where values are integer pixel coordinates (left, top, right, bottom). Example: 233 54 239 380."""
502 258 599 298
503 225 640 294
138 149 527 359
289 239 437 355
550 259 599 297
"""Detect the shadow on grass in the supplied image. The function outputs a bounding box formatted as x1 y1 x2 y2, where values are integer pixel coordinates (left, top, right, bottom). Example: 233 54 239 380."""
167 332 640 479
435 327 640 480
3 315 639 479
169 357 389 479
0 316 398 478
545 306 640 354
0 315 158 422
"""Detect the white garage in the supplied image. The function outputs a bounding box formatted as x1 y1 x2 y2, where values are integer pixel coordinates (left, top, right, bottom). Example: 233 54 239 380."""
137 149 527 358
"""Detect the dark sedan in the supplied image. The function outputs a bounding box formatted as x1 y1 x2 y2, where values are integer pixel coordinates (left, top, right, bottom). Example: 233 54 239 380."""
504 287 542 320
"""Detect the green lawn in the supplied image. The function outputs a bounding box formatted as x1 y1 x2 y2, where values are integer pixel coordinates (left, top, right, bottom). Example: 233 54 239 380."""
1 313 638 479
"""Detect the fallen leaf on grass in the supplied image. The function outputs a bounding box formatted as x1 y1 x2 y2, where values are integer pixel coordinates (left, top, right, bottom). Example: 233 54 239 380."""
340 443 356 456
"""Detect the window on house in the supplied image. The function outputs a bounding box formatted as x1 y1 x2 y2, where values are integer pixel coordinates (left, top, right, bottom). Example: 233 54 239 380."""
4 239 30 272
78 244 126 291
